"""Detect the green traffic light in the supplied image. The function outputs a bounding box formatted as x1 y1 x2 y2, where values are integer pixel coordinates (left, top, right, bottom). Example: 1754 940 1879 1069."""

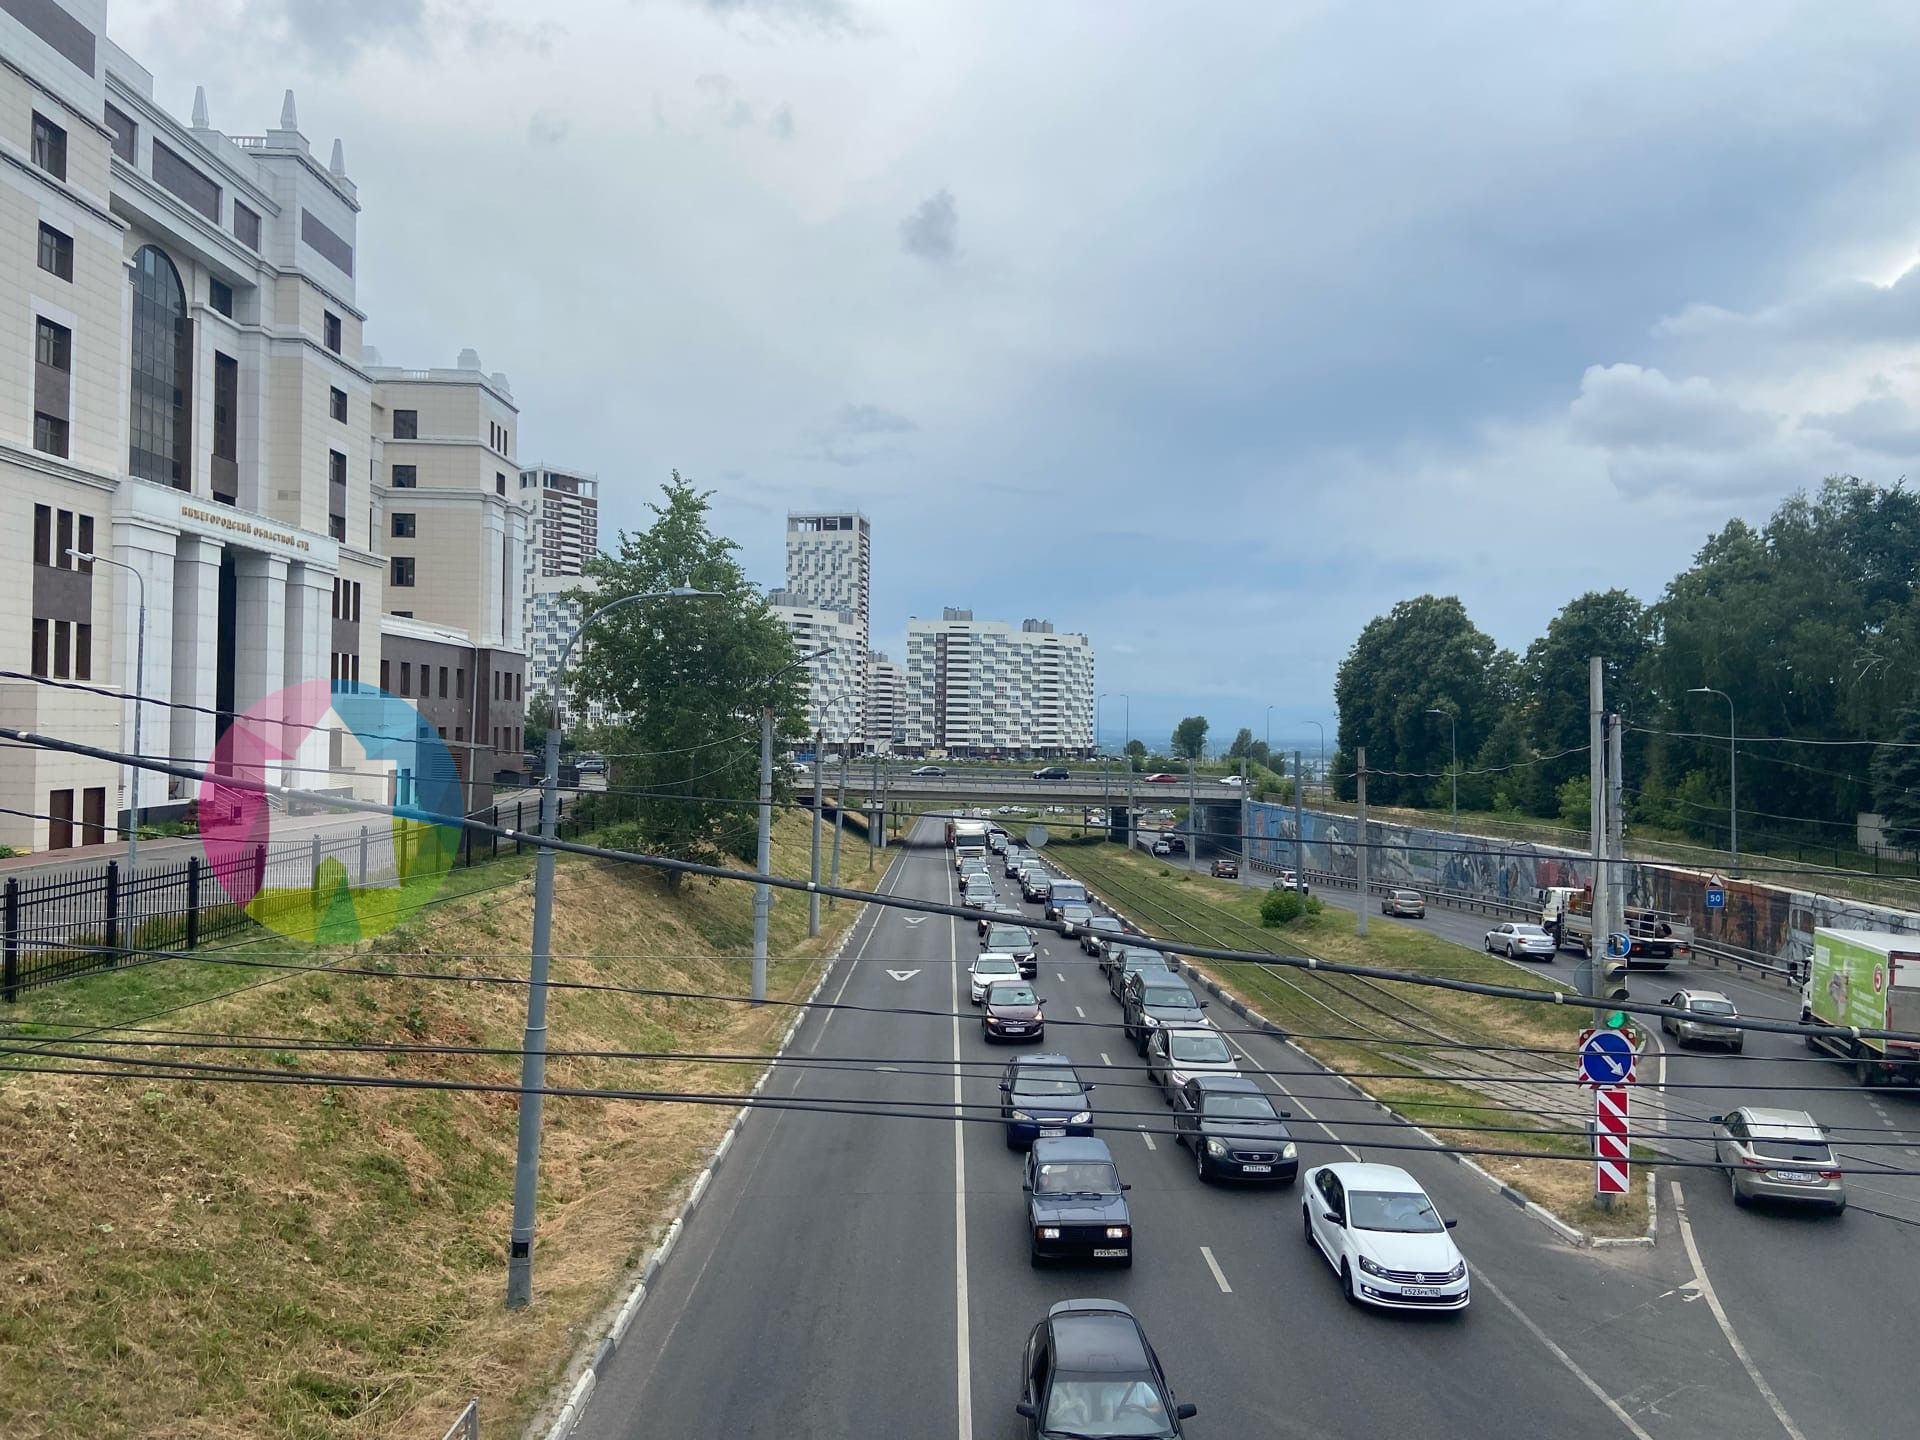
1605 1010 1628 1028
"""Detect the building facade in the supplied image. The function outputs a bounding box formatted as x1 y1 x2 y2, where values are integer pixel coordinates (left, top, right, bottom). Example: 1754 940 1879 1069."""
767 589 863 752
903 611 1094 757
376 615 525 810
517 461 598 698
782 511 869 750
1 2 386 849
866 650 905 753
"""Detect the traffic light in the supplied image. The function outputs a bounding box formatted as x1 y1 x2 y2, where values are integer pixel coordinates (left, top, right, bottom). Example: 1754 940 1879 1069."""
1602 957 1631 1004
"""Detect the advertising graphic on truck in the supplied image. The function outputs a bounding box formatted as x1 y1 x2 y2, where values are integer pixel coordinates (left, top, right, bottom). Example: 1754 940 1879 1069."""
1801 929 1920 1086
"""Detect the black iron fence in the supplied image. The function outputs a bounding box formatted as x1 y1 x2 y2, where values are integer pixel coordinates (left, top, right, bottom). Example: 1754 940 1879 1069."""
1 799 565 1001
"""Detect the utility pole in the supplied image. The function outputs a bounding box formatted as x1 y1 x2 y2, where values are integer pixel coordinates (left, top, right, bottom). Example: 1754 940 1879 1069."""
1579 657 1604 1007
808 728 824 937
752 706 773 1004
868 753 878 869
1188 740 1200 862
1238 757 1250 879
1355 747 1368 936
1293 749 1305 881
830 751 847 905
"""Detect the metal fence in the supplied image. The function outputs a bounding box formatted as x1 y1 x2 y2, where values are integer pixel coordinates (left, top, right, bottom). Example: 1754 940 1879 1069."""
437 1397 479 1440
1 800 563 1002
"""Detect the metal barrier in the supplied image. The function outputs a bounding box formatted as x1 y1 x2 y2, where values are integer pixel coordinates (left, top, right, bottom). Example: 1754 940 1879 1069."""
438 1397 479 1440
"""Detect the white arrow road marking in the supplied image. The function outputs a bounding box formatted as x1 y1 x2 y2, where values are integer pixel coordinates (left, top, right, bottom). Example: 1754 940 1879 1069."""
886 969 921 982
905 917 926 926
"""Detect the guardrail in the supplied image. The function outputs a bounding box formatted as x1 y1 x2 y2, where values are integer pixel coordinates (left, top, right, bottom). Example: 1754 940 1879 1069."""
438 1397 479 1440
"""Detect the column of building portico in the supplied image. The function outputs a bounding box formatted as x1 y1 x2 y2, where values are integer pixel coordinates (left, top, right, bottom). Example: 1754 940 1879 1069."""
109 517 179 832
169 536 223 801
230 550 289 791
284 561 333 794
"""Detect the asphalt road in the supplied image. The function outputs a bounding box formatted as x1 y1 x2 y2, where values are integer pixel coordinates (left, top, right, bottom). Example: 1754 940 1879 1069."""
572 820 1907 1439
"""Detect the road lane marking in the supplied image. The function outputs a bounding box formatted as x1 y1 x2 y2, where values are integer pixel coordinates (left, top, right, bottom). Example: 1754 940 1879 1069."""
886 969 921 981
947 856 974 1440
807 849 908 1054
1100 1053 1112 1067
1200 1246 1232 1293
1223 1032 1362 1163
1057 972 1067 983
1671 1182 1808 1440
1138 1126 1156 1151
1474 1270 1655 1440
1075 1005 1086 1018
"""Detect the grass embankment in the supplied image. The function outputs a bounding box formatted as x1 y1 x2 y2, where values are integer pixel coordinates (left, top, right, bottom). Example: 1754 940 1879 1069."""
1048 841 1649 1235
0 810 883 1440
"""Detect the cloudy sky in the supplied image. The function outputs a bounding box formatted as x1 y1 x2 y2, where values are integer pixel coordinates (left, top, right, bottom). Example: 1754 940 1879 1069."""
113 0 1920 749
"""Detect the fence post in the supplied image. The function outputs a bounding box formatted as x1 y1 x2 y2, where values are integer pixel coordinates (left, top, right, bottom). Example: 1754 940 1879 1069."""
490 806 498 861
359 825 370 886
254 843 267 899
186 855 201 950
3 877 18 1002
515 800 524 855
104 860 120 958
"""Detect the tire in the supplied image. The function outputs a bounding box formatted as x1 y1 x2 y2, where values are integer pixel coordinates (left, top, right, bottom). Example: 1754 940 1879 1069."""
1341 1260 1359 1305
1195 1145 1207 1182
1506 943 1518 960
1729 1168 1747 1207
1302 1206 1314 1244
1729 1040 1743 1055
1029 1243 1044 1269
1857 1060 1876 1088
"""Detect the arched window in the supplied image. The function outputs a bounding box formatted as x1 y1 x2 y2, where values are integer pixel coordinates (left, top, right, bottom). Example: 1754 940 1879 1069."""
129 244 191 488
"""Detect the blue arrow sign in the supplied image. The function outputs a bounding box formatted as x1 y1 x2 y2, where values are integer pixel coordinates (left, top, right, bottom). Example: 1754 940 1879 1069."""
1580 1030 1635 1085
1705 887 1726 910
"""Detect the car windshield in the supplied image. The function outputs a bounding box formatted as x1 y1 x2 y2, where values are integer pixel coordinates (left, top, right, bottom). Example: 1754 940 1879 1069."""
988 985 1036 1006
1144 989 1198 1011
1689 999 1738 1017
1205 1092 1277 1119
1169 1032 1230 1063
988 927 1031 948
976 960 1018 975
1749 1138 1833 1165
1034 1161 1119 1194
1348 1189 1446 1233
1044 1379 1171 1437
1014 1075 1084 1098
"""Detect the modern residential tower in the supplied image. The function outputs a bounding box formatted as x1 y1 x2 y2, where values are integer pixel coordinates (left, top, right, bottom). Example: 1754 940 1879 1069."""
903 611 1094 757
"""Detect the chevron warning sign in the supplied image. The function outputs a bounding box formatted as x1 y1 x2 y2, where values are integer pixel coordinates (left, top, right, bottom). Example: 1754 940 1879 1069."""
1595 1084 1630 1197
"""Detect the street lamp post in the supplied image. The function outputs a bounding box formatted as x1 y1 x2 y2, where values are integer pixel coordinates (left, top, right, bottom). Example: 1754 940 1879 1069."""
1306 719 1325 808
1689 686 1738 877
72 550 143 869
1264 705 1274 784
507 586 716 1312
1426 707 1457 833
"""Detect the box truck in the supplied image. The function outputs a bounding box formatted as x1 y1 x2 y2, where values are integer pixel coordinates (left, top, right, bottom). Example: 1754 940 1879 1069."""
1800 928 1920 1086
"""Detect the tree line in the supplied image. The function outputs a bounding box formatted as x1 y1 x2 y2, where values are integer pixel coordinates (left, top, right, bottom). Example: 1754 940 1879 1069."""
1332 477 1920 852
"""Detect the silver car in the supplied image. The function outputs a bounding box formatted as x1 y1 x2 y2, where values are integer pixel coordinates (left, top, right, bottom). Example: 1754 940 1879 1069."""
1710 1107 1845 1213
1381 889 1426 918
1485 922 1556 961
1663 989 1743 1052
1146 1026 1239 1096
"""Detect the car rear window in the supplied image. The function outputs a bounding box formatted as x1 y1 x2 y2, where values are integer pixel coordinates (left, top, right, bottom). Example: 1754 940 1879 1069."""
1689 999 1738 1017
1749 1138 1833 1165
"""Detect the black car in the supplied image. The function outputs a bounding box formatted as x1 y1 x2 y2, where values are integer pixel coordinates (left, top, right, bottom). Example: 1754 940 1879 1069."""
1108 946 1174 1001
1025 1137 1132 1265
984 922 1039 979
1002 1055 1095 1148
1017 1300 1196 1438
1032 766 1071 780
1171 1074 1298 1184
1121 974 1209 1053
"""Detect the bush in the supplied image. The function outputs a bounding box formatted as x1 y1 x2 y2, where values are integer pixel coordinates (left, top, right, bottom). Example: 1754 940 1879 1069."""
1260 887 1324 927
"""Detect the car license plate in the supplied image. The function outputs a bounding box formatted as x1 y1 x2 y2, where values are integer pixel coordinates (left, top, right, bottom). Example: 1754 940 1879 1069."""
1002 1024 1025 1033
1241 1163 1271 1173
1769 1170 1815 1182
1093 1248 1128 1258
1402 1286 1441 1298
1039 1127 1065 1138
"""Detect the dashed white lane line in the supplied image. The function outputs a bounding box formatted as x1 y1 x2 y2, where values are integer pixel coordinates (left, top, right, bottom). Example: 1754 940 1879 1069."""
1200 1246 1233 1294
1100 1053 1113 1068
1138 1126 1157 1151
1222 1032 1362 1164
1057 972 1067 984
807 850 908 1054
1075 1006 1086 1018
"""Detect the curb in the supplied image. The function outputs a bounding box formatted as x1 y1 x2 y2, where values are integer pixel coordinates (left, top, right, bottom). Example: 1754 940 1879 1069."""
529 900 871 1440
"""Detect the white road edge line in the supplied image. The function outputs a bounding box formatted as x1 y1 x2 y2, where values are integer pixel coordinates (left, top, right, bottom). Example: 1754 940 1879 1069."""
1475 1270 1655 1440
1671 1181 1809 1440
1200 1246 1233 1294
808 852 908 1054
949 859 974 1440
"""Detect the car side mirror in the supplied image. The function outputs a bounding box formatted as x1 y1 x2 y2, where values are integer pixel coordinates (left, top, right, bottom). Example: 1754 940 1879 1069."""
1322 1211 1342 1226
1121 1183 1132 1191
1175 1403 1198 1421
1705 1114 1725 1126
1015 1402 1037 1420
1200 1001 1210 1009
1820 1123 1833 1136
998 1081 1010 1091
1279 1110 1293 1118
1083 1082 1095 1091
1444 1218 1458 1230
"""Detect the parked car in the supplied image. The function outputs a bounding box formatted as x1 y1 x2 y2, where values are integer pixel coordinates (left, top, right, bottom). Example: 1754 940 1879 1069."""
1485 922 1557 961
1024 1138 1132 1267
1662 989 1743 1052
1109 946 1175 1000
1122 973 1210 1053
1210 858 1239 879
1080 915 1125 956
1302 1163 1470 1311
1000 1054 1094 1148
983 979 1046 1042
1381 889 1426 918
970 954 1023 1006
984 922 1039 979
911 764 947 777
1146 1026 1238 1095
1273 869 1308 894
1709 1107 1845 1212
1015 1300 1196 1436
1173 1074 1297 1184
1032 766 1071 780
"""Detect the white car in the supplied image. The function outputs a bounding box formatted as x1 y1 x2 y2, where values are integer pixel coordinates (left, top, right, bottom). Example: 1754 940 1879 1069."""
1485 922 1556 961
1302 1162 1469 1312
1219 774 1245 786
969 954 1022 1005
1146 1026 1239 1095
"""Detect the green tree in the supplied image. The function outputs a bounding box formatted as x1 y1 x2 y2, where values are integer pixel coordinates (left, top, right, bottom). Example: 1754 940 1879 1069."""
1171 716 1210 760
1248 739 1272 770
1228 727 1255 759
1870 700 1920 851
1124 738 1147 770
567 475 808 891
1519 590 1648 814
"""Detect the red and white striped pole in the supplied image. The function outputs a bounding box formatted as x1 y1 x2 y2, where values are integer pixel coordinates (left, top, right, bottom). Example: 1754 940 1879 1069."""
1595 1084 1630 1203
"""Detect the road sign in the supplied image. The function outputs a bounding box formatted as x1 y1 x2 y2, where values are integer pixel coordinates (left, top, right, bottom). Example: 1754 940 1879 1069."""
1604 931 1632 960
1705 887 1726 910
1579 1029 1635 1087
1595 1085 1630 1196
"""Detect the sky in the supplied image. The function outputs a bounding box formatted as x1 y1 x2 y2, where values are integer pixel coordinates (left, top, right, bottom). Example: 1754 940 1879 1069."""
110 0 1920 751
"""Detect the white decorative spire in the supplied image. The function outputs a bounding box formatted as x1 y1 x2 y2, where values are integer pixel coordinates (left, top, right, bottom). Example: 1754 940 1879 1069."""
329 138 346 176
192 86 209 129
279 89 298 131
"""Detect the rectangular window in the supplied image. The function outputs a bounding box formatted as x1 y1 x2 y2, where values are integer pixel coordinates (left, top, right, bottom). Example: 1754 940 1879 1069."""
390 512 416 538
456 666 466 700
351 653 360 682
77 516 92 571
33 505 51 566
351 582 361 623
439 666 449 699
104 102 136 163
391 610 413 618
33 412 69 457
300 208 355 276
74 622 91 681
31 618 48 677
151 141 220 221
390 464 416 488
37 223 73 281
323 311 341 353
36 317 71 370
55 510 71 568
381 658 390 691
390 556 415 587
330 387 348 422
233 202 260 250
213 353 238 459
393 409 418 439
208 277 233 316
52 619 70 678
31 113 67 179
496 472 506 496
400 662 411 696
330 450 347 485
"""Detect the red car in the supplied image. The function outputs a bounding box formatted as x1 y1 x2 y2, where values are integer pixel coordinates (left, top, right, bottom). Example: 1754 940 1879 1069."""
1145 773 1181 784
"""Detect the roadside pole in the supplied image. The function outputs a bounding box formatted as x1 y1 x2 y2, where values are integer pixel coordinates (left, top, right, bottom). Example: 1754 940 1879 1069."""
829 751 847 906
1188 745 1199 861
1293 749 1305 881
752 707 773 1004
809 728 824 937
1238 758 1250 879
1578 657 1604 1008
1355 747 1369 936
867 754 877 870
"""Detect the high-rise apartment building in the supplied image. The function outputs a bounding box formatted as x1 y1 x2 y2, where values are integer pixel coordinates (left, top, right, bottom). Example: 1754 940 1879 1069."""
867 651 905 753
904 611 1094 757
517 462 599 698
777 512 871 752
1 4 385 849
768 589 864 750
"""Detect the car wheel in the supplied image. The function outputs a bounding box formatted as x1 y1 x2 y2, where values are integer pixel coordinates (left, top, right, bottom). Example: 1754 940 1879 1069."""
1729 1039 1743 1055
1506 942 1518 959
1340 1260 1359 1305
1729 1168 1747 1208
1195 1145 1207 1182
1302 1206 1314 1245
1485 937 1494 952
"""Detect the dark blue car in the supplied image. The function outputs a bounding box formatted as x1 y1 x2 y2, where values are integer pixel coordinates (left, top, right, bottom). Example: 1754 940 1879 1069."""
1024 1137 1133 1267
1001 1054 1094 1148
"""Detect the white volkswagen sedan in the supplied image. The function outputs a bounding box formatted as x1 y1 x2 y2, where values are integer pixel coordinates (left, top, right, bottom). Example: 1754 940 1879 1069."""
1302 1162 1470 1312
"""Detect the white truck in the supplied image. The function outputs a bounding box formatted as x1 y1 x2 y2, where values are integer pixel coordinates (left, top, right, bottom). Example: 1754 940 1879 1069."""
951 818 991 871
1800 928 1920 1086
1538 886 1692 966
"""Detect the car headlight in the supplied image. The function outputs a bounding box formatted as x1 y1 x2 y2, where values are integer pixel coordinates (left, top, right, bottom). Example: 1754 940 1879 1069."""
1357 1256 1389 1278
1037 1226 1060 1240
1069 1111 1091 1125
1281 1142 1297 1159
1010 1111 1034 1122
1445 1261 1467 1282
1105 1226 1130 1240
1206 1138 1227 1156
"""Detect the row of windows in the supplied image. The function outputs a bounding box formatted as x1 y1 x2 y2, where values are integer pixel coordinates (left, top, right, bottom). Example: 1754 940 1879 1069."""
331 578 363 623
33 507 95 569
378 659 470 701
31 618 93 680
44 787 109 852
488 420 510 453
328 652 362 689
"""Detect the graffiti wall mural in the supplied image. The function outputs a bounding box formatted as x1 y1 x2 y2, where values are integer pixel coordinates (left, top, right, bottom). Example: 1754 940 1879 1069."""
1246 802 1920 963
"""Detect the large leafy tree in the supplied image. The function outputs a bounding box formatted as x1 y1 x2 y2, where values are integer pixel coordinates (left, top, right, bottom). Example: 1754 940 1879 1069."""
567 475 808 890
1228 727 1255 759
1171 716 1210 760
1514 589 1650 814
1869 701 1920 851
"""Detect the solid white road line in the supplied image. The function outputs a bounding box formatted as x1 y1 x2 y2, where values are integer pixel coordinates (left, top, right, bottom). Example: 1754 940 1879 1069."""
1200 1246 1233 1294
1475 1270 1655 1440
808 850 909 1055
1671 1182 1808 1440
949 860 973 1440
